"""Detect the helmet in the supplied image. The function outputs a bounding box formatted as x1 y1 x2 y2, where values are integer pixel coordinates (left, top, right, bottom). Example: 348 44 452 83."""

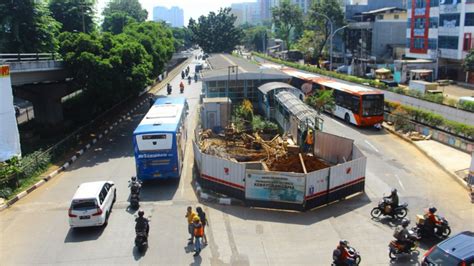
193 216 200 222
131 176 137 182
339 240 348 246
138 210 144 217
401 219 410 227
429 207 437 214
391 188 397 194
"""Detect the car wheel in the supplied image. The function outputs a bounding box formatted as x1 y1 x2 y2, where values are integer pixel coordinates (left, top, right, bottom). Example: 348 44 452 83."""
344 113 350 124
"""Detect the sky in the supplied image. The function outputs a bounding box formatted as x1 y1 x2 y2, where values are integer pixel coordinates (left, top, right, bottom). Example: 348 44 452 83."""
96 0 257 25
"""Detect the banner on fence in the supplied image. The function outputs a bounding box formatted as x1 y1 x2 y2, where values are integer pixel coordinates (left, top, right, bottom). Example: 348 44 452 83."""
0 65 21 162
245 170 305 203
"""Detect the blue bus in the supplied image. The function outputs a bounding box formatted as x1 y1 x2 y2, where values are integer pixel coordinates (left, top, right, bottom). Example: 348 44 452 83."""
133 97 188 180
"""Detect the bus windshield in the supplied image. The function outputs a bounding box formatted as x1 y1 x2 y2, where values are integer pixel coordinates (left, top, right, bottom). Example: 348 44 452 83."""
362 94 384 117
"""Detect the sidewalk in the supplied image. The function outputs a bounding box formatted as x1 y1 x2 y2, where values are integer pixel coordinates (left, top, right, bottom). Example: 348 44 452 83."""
383 123 472 191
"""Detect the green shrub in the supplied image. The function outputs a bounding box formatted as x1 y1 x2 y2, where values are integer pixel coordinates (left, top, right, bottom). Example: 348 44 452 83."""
458 100 474 112
422 93 444 104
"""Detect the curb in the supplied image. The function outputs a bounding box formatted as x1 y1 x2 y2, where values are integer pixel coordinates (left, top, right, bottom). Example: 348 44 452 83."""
194 182 243 206
0 96 153 212
382 124 470 192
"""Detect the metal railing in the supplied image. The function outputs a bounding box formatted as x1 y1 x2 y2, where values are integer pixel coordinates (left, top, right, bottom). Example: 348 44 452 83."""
0 53 60 62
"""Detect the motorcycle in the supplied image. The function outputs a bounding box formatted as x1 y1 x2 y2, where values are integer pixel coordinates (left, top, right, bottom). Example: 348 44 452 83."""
388 235 419 260
194 74 198 82
370 199 408 219
128 178 142 209
181 71 185 79
167 85 172 95
188 76 192 85
135 219 150 253
332 246 361 266
413 214 451 239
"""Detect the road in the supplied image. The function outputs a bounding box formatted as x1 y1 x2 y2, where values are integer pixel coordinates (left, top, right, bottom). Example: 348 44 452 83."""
1 53 472 266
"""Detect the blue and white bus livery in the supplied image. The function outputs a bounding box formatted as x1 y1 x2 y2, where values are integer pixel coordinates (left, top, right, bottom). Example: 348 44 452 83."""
133 97 188 180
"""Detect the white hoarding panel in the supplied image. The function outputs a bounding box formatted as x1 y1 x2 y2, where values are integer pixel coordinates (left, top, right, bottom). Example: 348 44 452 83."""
245 170 305 203
314 131 353 164
201 154 245 190
329 157 367 191
305 168 330 199
193 141 202 170
0 65 21 161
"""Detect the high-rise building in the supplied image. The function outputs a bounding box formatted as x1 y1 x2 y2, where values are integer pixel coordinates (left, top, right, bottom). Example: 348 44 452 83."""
231 2 260 25
259 0 310 21
153 6 184 27
405 0 473 81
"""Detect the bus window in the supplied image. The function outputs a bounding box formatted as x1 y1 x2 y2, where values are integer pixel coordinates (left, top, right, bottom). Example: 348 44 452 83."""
136 133 172 151
362 95 384 117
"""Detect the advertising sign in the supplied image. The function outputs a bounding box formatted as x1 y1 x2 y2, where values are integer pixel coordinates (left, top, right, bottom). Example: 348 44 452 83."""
245 170 305 203
0 65 21 161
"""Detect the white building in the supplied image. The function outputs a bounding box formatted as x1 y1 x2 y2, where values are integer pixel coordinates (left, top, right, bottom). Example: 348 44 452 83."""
231 2 260 25
405 0 474 81
153 6 184 28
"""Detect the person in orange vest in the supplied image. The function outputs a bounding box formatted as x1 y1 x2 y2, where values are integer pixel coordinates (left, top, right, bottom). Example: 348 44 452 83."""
305 129 314 152
193 216 204 257
185 206 197 245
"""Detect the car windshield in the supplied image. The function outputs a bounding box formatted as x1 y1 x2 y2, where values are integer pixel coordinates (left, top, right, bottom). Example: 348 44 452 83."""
72 200 97 210
362 94 384 117
426 247 462 265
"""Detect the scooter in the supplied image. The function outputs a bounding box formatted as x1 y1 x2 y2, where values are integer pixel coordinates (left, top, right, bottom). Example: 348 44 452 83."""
332 246 361 265
370 198 408 219
188 76 192 85
167 86 172 95
135 219 150 253
413 214 451 239
388 237 419 260
128 178 141 209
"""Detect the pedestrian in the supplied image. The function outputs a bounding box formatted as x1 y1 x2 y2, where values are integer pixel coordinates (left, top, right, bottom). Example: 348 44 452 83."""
185 206 197 244
192 216 204 257
305 128 314 153
196 207 208 245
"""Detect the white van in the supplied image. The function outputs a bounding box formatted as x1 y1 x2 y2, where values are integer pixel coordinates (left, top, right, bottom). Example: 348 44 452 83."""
68 181 116 228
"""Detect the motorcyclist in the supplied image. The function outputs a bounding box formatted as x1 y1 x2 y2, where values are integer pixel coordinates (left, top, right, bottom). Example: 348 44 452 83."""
167 83 172 94
181 70 185 79
383 188 399 214
180 81 185 92
129 176 141 195
424 207 441 234
333 240 356 265
394 219 415 251
188 75 192 84
135 210 149 235
194 73 198 82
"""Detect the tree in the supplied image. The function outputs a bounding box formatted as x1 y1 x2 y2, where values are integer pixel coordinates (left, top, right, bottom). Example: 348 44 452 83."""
272 0 303 51
463 49 474 72
171 27 193 51
294 30 324 62
102 0 147 23
102 11 136 34
188 8 243 53
124 22 175 76
305 90 335 114
58 32 152 110
49 0 96 33
0 0 60 53
305 0 345 63
243 26 269 52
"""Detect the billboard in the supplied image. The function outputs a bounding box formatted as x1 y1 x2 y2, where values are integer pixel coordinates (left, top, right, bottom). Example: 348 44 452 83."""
0 65 21 161
245 170 305 203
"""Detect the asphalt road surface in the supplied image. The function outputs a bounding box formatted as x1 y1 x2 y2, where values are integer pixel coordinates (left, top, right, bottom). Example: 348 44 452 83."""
1 53 472 265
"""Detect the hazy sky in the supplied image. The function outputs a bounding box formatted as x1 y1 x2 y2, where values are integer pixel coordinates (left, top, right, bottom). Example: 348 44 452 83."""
97 0 256 25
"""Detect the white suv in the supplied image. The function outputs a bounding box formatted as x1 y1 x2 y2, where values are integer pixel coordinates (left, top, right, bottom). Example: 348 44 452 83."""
68 181 116 228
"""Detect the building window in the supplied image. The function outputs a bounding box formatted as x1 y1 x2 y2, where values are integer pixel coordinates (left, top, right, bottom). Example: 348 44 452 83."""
414 18 426 29
428 38 438 50
464 33 472 51
377 15 384 20
406 38 411 48
429 17 438 28
466 13 474 26
438 36 459 50
439 14 460 28
415 0 426 8
407 19 411 29
430 0 439 7
394 14 399 19
413 38 425 49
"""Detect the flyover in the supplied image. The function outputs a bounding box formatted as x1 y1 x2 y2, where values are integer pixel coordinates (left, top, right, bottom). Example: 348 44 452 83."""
2 53 72 125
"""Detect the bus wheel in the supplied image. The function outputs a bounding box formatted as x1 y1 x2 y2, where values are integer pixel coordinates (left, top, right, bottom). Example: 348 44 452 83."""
344 114 350 124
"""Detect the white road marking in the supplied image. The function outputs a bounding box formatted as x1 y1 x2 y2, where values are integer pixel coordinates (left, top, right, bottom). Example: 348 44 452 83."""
331 119 346 128
395 174 406 191
364 140 379 153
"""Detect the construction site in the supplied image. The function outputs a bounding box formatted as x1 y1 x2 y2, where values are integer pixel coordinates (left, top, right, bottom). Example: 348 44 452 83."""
197 128 332 174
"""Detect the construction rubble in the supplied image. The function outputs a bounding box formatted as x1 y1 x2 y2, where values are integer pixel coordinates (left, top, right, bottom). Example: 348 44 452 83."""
198 128 331 173
405 131 431 141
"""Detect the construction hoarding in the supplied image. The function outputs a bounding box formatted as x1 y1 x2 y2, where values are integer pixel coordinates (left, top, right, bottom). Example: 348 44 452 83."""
0 65 21 161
